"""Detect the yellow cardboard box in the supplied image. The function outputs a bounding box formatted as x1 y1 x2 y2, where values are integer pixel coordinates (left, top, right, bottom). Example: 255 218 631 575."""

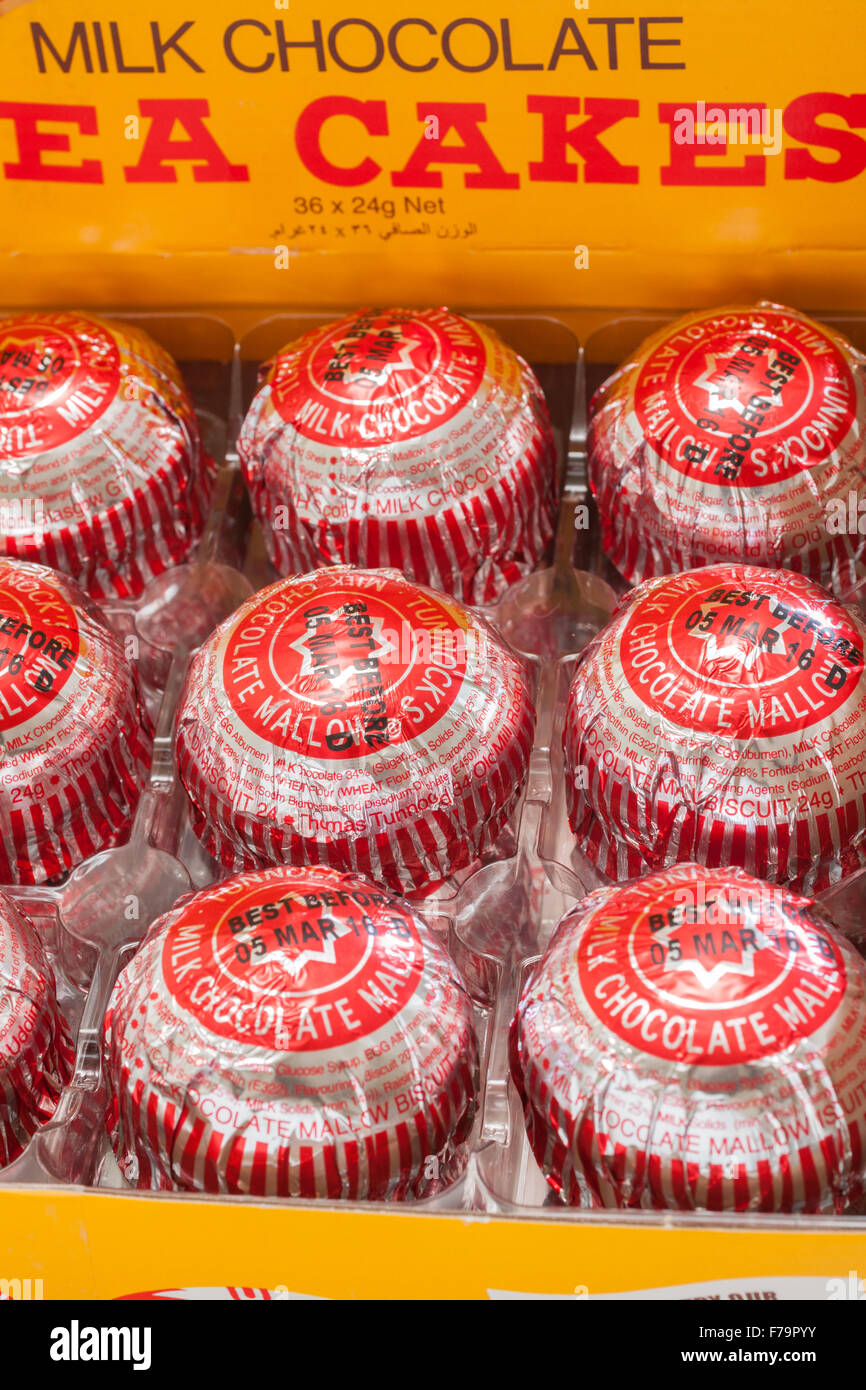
1 0 865 329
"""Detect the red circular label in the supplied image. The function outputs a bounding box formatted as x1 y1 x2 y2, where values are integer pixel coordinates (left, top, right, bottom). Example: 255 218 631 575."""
576 873 846 1064
270 309 486 447
0 565 79 733
620 567 865 736
161 872 425 1052
222 577 470 759
633 309 855 487
0 314 120 458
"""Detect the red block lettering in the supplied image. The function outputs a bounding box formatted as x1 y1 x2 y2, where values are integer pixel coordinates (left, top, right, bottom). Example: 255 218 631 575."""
392 102 519 188
0 101 102 182
659 101 766 185
124 99 249 183
295 96 388 186
784 93 866 182
528 95 639 183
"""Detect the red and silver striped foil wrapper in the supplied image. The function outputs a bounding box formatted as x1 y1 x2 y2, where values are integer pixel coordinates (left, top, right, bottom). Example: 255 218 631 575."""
103 864 478 1199
237 308 558 605
0 312 214 601
588 303 866 593
0 888 74 1167
510 863 866 1213
564 563 866 892
175 566 535 895
0 559 153 884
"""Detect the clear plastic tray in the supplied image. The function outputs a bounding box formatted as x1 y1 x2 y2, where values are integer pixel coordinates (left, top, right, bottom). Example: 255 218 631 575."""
4 305 865 1238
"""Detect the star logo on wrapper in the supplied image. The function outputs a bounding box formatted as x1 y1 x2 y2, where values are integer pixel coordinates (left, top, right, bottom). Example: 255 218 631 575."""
248 917 354 982
619 566 865 736
693 355 751 416
0 566 79 735
287 610 391 685
0 314 120 459
340 336 421 389
633 309 855 487
222 577 469 761
652 911 772 993
577 876 847 1065
161 873 425 1052
692 348 800 420
270 308 486 447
